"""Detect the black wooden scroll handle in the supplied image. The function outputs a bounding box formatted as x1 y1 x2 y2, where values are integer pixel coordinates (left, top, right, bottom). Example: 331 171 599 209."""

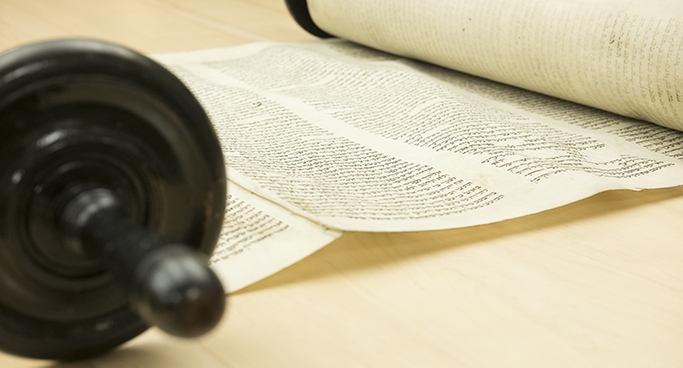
0 39 227 360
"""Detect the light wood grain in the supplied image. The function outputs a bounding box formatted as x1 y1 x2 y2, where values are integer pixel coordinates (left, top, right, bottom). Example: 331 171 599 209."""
1 1 682 367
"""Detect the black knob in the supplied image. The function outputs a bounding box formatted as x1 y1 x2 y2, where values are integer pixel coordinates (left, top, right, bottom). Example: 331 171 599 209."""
61 188 225 338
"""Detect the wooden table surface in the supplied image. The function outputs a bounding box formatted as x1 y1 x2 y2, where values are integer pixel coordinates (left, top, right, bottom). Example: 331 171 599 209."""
1 1 682 367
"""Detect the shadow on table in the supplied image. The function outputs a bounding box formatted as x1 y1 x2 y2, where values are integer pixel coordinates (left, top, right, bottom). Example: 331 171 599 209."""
30 321 233 368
